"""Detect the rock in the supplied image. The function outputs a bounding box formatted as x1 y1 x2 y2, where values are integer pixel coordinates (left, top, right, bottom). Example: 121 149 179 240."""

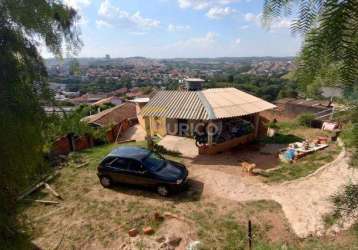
128 228 138 237
154 212 164 221
163 212 179 220
167 236 182 247
143 226 154 235
156 236 166 243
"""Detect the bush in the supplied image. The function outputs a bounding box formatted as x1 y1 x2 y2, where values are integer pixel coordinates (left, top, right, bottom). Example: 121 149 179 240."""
331 183 358 219
297 113 316 127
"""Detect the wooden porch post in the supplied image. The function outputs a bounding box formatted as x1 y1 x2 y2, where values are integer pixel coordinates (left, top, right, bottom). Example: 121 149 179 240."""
254 113 260 138
207 121 214 145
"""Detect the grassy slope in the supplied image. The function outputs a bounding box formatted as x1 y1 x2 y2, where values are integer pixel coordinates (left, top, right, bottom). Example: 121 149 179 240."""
260 121 341 183
16 141 358 249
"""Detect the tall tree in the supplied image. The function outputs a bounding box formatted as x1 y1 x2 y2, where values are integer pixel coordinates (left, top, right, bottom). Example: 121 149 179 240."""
0 0 81 243
263 0 358 95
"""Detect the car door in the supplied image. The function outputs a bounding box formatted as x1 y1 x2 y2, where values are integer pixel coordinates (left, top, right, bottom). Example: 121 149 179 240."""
108 158 132 184
126 159 155 186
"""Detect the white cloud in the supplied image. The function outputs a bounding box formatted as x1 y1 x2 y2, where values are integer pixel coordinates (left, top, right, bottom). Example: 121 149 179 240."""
240 25 249 30
206 7 236 19
168 24 191 32
98 0 160 29
96 19 112 28
64 0 91 9
244 12 291 30
271 18 292 29
244 12 261 24
178 0 239 10
235 38 241 44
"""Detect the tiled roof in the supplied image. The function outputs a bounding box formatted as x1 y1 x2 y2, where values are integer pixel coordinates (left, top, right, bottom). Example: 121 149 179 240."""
140 88 276 120
82 102 136 127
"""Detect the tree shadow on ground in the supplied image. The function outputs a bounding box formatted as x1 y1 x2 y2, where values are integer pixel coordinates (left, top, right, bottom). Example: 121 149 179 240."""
2 232 41 250
190 144 279 170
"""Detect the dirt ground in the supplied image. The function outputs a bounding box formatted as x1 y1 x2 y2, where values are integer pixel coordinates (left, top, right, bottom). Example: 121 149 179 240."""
187 147 358 238
18 136 358 249
21 166 293 250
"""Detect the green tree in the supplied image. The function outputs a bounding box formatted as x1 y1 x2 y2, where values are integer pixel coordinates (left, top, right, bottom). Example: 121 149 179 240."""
0 0 81 244
263 0 358 89
262 0 358 219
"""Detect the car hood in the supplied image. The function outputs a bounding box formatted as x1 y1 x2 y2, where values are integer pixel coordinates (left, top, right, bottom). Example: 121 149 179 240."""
153 161 187 182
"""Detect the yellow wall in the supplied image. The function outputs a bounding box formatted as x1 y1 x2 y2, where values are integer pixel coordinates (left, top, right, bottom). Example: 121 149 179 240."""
136 103 146 129
149 117 167 137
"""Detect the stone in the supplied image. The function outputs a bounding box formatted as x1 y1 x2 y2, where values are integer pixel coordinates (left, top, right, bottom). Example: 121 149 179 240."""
156 236 166 243
128 228 138 237
167 236 182 247
143 226 154 235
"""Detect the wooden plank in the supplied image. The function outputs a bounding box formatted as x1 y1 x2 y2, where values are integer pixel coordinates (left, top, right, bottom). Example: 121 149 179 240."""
17 173 59 201
44 183 63 200
23 199 60 205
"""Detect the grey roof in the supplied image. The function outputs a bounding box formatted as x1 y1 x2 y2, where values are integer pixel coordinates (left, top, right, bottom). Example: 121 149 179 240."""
140 88 276 120
139 90 209 120
108 146 150 160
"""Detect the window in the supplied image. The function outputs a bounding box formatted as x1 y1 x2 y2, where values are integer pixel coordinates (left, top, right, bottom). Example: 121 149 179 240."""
111 158 130 170
142 152 165 171
101 157 116 166
127 159 143 172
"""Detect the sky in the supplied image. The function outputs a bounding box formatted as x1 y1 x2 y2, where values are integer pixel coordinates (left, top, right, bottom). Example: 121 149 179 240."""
42 0 303 58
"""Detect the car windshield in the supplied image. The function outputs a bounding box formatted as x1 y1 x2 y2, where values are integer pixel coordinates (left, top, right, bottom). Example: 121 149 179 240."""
142 152 166 172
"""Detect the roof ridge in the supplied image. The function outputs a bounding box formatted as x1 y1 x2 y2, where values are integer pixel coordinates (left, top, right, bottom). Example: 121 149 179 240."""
197 91 216 120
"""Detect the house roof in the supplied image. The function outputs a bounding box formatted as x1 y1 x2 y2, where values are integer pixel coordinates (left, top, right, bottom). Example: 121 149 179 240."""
201 88 276 119
140 91 208 120
185 78 205 82
91 96 122 106
275 98 331 107
140 88 276 120
82 102 136 127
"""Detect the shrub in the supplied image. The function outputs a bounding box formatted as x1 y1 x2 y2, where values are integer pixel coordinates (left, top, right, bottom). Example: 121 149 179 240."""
331 183 358 219
297 113 316 127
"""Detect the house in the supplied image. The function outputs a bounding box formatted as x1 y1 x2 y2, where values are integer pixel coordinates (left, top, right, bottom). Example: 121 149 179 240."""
262 98 333 121
91 96 123 106
139 87 276 154
69 93 108 105
82 102 137 142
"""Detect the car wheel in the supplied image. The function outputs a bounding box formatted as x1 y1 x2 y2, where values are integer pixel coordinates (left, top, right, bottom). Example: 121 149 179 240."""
100 176 111 188
157 185 169 196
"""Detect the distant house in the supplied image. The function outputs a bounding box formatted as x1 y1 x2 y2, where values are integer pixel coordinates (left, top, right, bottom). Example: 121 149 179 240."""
262 98 333 121
69 93 108 105
91 96 122 106
111 87 128 96
82 102 137 142
139 87 276 154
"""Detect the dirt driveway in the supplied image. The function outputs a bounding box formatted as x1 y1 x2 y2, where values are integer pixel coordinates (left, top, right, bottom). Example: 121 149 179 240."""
188 148 358 238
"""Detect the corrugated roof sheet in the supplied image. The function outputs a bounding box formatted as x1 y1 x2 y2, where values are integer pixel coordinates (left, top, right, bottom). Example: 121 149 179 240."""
140 91 208 120
140 88 276 120
202 88 276 119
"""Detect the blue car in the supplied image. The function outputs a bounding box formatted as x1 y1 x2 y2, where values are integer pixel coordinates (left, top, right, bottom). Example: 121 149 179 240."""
97 146 188 196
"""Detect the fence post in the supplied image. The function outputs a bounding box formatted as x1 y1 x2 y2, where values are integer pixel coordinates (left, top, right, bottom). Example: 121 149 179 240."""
248 219 252 250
